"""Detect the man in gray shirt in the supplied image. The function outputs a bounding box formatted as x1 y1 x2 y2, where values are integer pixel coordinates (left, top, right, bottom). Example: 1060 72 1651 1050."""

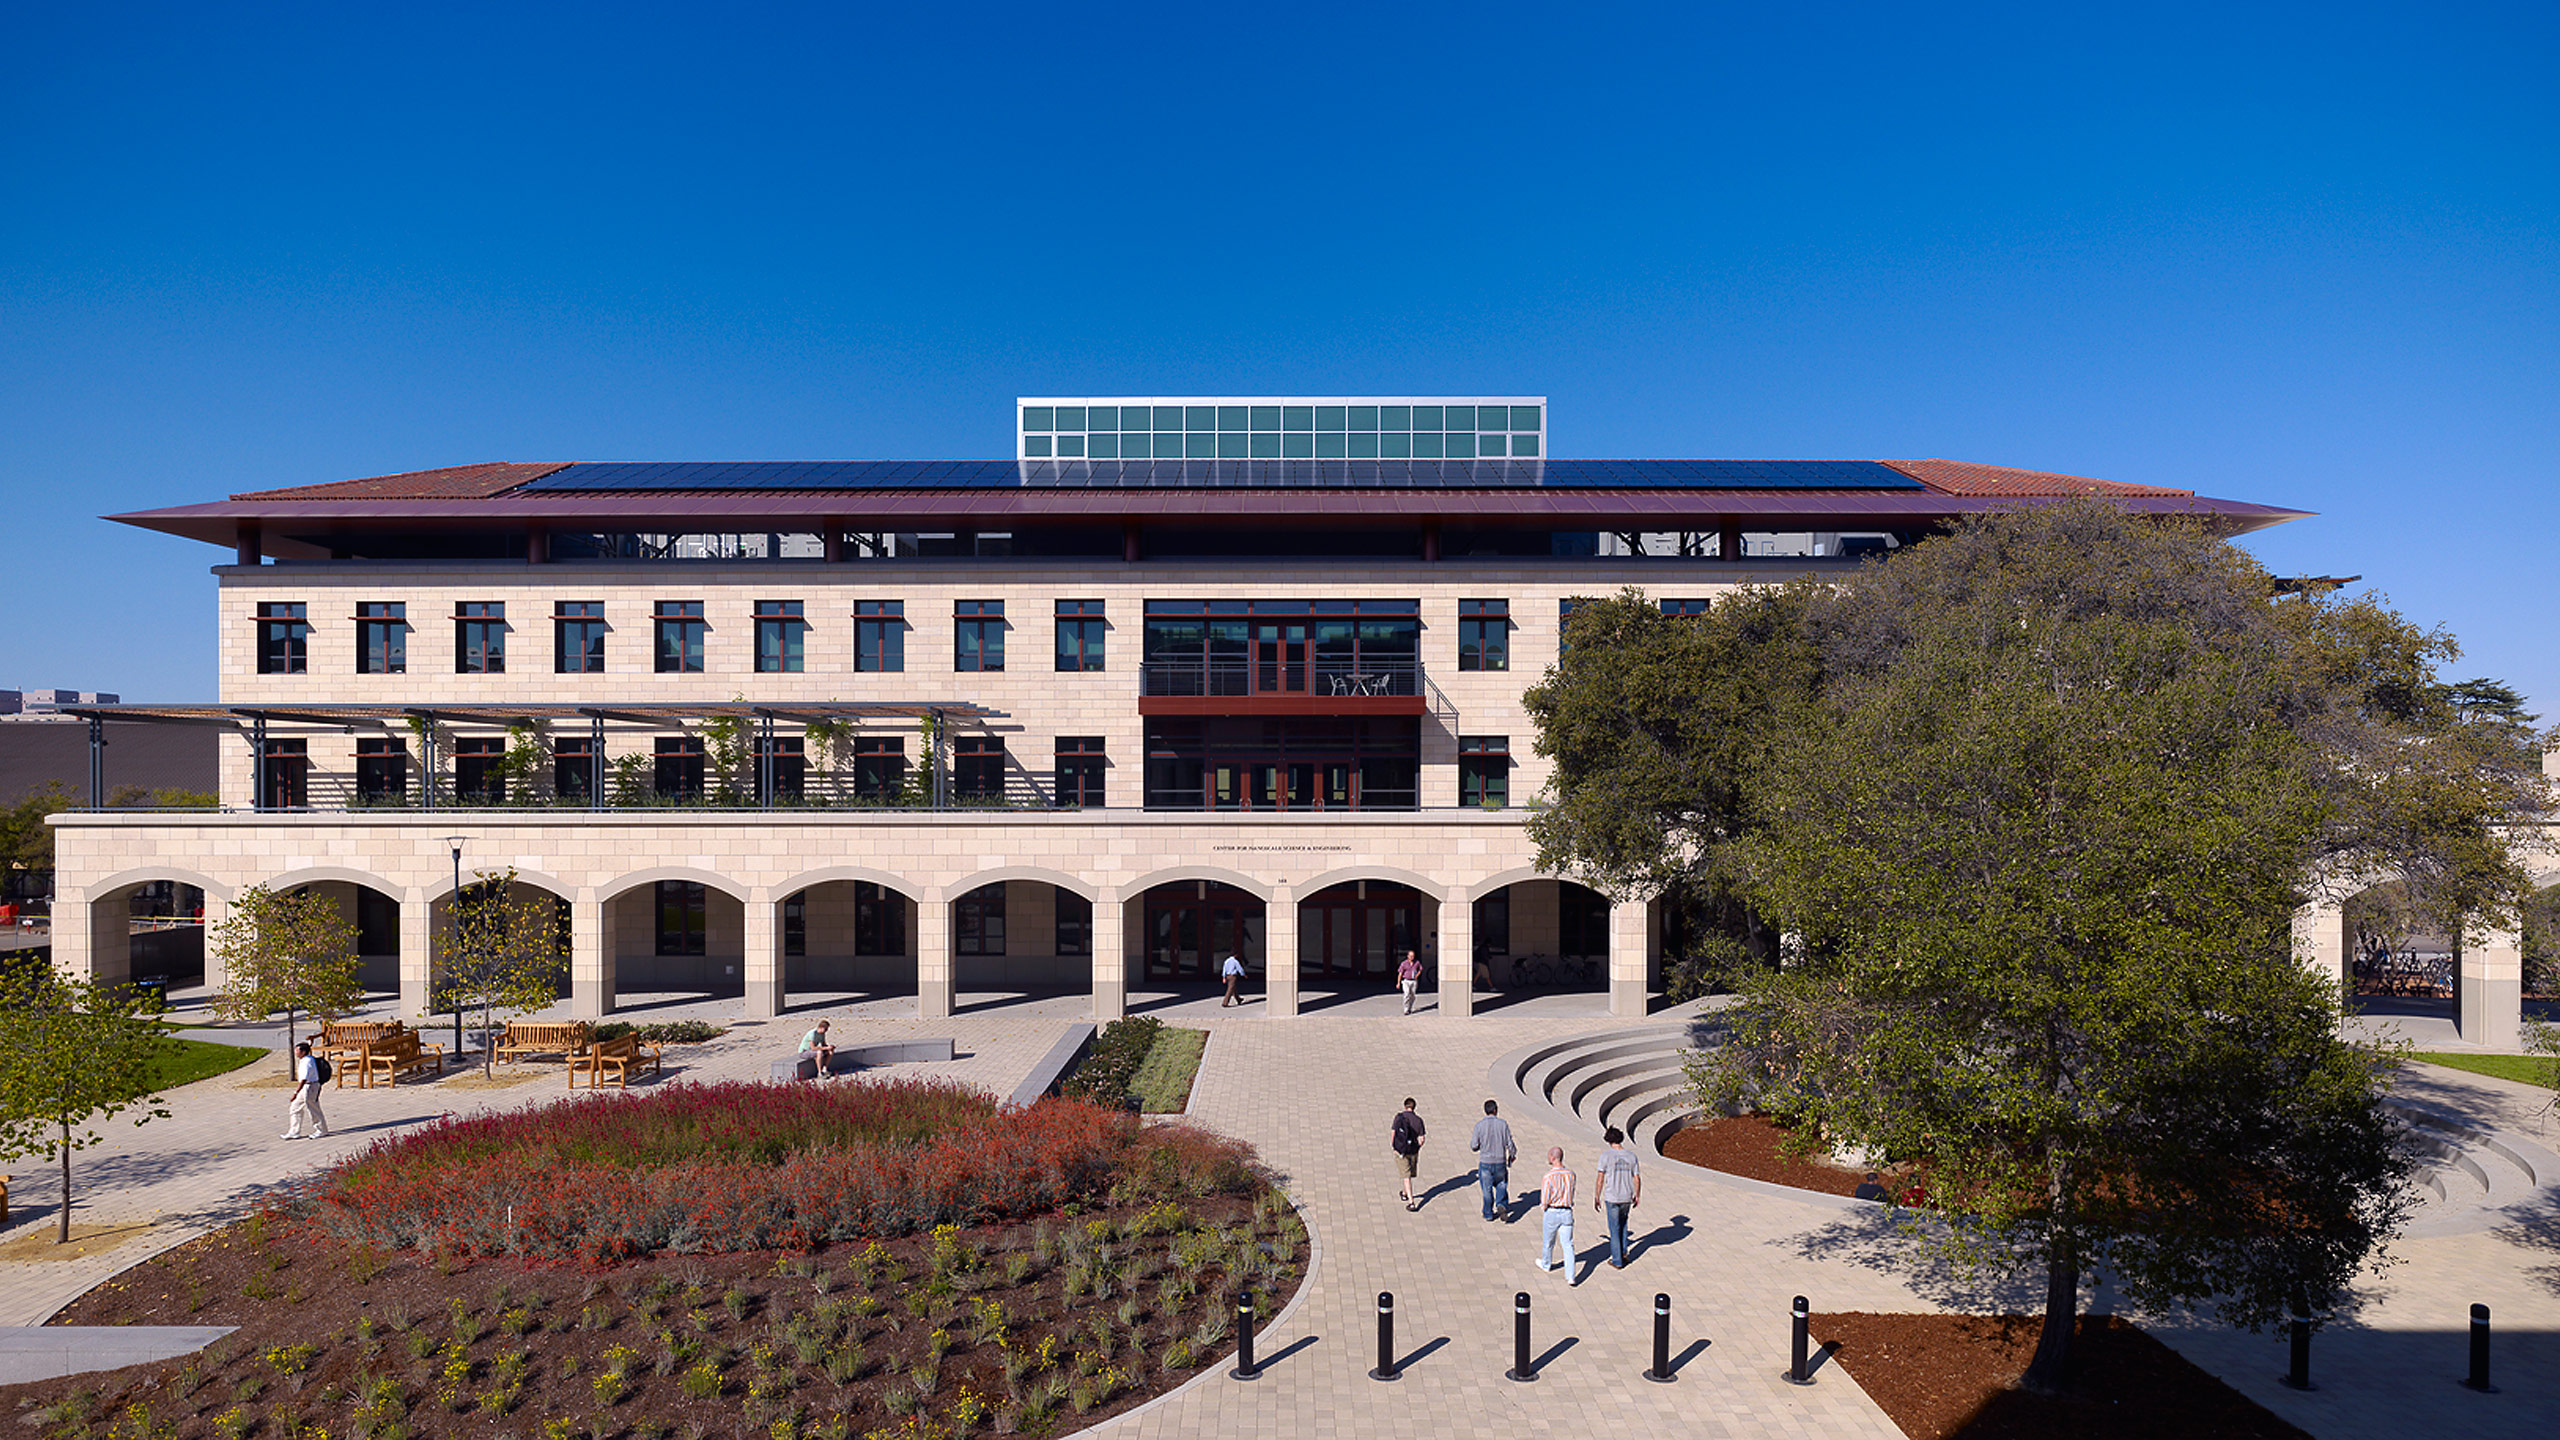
1471 1099 1518 1222
1595 1126 1642 1268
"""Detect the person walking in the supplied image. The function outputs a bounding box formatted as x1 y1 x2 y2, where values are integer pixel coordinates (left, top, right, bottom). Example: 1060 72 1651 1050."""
281 1041 328 1139
1595 1126 1642 1268
1390 1098 1427 1210
1471 1099 1517 1221
1396 949 1423 1015
1220 952 1245 1007
1535 1147 1576 1279
799 1018 836 1081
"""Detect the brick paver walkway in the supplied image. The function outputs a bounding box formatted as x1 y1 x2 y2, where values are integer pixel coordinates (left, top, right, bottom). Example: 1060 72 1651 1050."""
3 997 2555 1439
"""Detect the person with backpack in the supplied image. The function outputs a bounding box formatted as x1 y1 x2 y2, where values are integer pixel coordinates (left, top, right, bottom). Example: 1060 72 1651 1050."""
1390 1097 1427 1210
282 1041 329 1140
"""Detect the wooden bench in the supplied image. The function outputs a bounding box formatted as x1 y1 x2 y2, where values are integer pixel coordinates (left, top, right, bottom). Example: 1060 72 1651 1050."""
318 1021 399 1087
569 1033 661 1089
357 1029 447 1088
493 1020 591 1066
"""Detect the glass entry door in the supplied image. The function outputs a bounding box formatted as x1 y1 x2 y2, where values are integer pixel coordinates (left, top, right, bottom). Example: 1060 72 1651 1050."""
1254 623 1308 695
1298 882 1421 979
1144 884 1265 980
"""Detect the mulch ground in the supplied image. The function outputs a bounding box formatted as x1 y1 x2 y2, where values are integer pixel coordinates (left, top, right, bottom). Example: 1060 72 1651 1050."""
4 1190 1303 1440
1812 1312 2310 1440
1659 1113 1883 1196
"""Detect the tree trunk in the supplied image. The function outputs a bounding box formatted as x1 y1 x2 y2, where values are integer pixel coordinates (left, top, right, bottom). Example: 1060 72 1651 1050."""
2022 1244 2078 1394
57 1121 71 1244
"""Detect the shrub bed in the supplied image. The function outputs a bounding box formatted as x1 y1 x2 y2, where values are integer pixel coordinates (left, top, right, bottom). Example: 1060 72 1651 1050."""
1058 1017 1163 1105
591 1019 726 1045
308 1078 1260 1260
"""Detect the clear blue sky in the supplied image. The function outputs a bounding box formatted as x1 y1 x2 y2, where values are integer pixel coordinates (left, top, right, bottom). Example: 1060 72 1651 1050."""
4 2 2552 711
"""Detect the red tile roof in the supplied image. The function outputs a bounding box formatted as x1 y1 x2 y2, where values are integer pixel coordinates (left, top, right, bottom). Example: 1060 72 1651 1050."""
229 462 571 501
1882 458 2192 498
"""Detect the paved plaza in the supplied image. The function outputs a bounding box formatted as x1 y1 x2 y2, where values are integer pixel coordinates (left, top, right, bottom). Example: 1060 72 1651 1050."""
0 989 2554 1438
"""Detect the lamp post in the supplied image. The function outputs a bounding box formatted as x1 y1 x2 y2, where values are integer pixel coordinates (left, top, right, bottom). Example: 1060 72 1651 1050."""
442 835 466 1059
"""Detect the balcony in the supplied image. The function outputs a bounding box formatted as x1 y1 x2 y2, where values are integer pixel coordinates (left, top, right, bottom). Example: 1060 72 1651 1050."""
1137 657 1427 716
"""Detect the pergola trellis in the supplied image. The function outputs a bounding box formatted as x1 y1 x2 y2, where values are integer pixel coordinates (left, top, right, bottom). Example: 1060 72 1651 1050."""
60 701 1006 811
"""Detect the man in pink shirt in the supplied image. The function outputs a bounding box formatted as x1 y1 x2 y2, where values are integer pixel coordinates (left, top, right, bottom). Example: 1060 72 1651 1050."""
1534 1146 1577 1281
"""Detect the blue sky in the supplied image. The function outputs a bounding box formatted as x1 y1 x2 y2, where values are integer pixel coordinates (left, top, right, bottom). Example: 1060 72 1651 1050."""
3 1 2553 711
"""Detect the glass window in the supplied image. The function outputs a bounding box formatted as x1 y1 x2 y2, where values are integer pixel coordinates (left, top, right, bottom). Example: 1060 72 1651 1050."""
856 600 905 672
956 882 1006 956
954 735 1006 801
1249 433 1281 458
1660 598 1711 616
1087 405 1116 430
653 601 706 674
1055 406 1084 430
259 738 307 810
1473 890 1510 957
1413 433 1444 458
1186 433 1216 458
1250 405 1281 431
1458 598 1510 671
1476 406 1508 430
1088 433 1119 459
854 736 905 800
1219 405 1247 431
1314 434 1345 458
1021 406 1053 432
1478 434 1506 457
256 602 309 674
1315 405 1346 430
855 880 906 955
783 892 806 957
1056 735 1106 807
1187 405 1215 431
755 600 805 673
356 602 406 675
1154 406 1183 431
1122 410 1149 433
656 880 707 956
1282 405 1313 431
955 599 1005 672
1056 434 1084 457
1349 405 1378 430
1055 890 1092 956
1411 405 1442 430
355 737 407 803
1460 735 1509 808
1444 405 1474 430
555 601 606 674
757 735 804 804
1381 432 1411 458
1348 433 1379 458
1055 599 1105 672
1512 434 1540 457
1218 433 1248 458
1023 436 1052 457
555 734 596 802
655 736 705 801
1512 404 1541 430
1282 433 1313 458
455 737 507 805
1381 405 1410 430
1446 432 1475 458
455 601 505 674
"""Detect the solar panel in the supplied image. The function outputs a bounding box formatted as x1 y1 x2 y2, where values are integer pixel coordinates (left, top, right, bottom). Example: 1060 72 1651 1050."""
511 458 1923 493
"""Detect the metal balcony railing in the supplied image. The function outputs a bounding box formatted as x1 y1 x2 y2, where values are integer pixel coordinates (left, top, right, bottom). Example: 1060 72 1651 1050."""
1138 657 1422 700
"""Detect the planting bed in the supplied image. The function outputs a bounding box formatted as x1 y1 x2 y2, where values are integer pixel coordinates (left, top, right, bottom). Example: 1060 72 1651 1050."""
1660 1113 1898 1198
7 1080 1306 1440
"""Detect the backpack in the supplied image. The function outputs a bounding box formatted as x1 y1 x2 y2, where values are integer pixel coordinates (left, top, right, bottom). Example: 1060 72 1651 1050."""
1391 1112 1421 1155
310 1054 332 1085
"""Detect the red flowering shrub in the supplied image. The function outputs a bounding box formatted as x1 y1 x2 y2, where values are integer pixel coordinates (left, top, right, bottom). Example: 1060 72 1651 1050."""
301 1078 1263 1259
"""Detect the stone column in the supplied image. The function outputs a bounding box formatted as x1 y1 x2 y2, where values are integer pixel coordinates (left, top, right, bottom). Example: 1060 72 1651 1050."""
1090 891 1126 1021
398 890 434 1023
2456 925 2523 1050
743 891 783 1019
1608 897 1651 1018
570 893 612 1019
2291 900 2349 1000
916 893 953 1020
52 890 98 984
1436 887 1474 1020
1263 886 1298 1019
198 891 230 994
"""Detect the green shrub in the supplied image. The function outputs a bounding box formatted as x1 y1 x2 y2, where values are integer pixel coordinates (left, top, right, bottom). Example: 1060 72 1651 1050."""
1060 1018 1163 1105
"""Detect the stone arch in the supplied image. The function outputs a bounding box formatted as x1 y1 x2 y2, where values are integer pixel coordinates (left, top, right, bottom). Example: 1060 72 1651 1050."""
425 866 576 904
78 866 233 906
1294 863 1450 900
944 865 1099 903
595 866 751 905
259 864 407 897
1119 865 1275 903
770 864 932 905
1464 865 1579 904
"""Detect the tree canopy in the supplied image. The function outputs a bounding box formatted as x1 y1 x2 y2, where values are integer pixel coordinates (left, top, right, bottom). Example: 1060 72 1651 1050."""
433 867 569 1075
1529 502 2551 1392
0 965 178 1243
208 883 366 1071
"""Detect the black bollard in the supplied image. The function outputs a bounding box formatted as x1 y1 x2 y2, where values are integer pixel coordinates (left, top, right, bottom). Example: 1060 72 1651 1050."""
2465 1303 2494 1392
1505 1291 1536 1382
1645 1292 1675 1383
1231 1293 1261 1381
2282 1310 2312 1391
1369 1291 1399 1381
1786 1294 1813 1384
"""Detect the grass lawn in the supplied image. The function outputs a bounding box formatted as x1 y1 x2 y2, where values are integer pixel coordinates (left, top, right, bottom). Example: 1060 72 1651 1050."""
139 1036 268 1092
1130 1025 1210 1113
2408 1052 2556 1088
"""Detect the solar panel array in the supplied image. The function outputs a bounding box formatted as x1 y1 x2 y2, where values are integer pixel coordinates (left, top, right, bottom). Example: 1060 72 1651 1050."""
514 459 1922 493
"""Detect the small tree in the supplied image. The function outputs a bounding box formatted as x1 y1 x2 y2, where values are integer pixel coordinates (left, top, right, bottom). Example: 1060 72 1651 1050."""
208 883 365 1074
0 965 178 1243
433 867 569 1075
